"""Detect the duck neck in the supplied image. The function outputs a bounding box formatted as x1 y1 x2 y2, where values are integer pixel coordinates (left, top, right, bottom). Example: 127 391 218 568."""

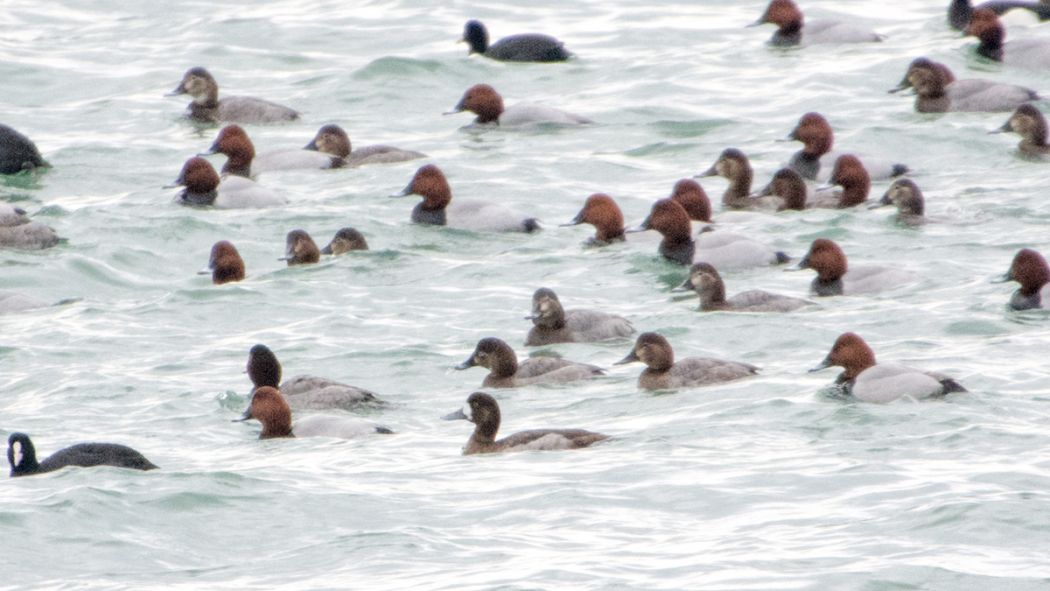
977 29 1004 61
812 276 844 296
411 202 448 226
660 237 695 266
222 155 252 178
723 170 753 209
180 189 218 206
772 23 802 46
837 180 869 208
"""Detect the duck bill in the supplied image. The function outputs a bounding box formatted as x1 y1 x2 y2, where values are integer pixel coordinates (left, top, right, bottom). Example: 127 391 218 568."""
320 243 334 255
442 408 468 421
165 84 187 97
990 272 1013 284
198 141 220 156
454 356 477 370
869 193 892 209
808 356 832 373
671 276 695 292
560 210 585 227
197 266 213 275
695 166 717 178
990 120 1012 134
787 255 811 271
390 181 414 198
232 405 253 422
304 138 319 151
614 350 639 365
756 181 774 197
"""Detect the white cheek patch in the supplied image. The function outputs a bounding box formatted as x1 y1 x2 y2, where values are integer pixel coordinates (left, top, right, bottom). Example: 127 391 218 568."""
464 406 474 422
12 441 22 467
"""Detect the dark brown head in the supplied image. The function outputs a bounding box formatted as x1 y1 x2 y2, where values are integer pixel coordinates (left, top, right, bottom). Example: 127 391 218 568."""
246 386 294 439
203 125 255 177
811 332 877 380
282 229 320 266
965 9 1004 59
677 262 727 309
169 67 219 106
754 0 803 32
616 332 675 372
669 179 712 222
173 157 221 195
305 124 351 159
247 344 282 390
798 238 848 282
1004 248 1050 296
879 179 924 217
456 337 519 378
789 113 834 158
450 84 505 124
528 288 567 329
443 391 502 443
827 155 870 207
321 227 369 255
632 198 692 243
205 240 245 285
892 57 954 94
998 104 1049 148
757 168 807 210
396 164 453 210
566 193 625 242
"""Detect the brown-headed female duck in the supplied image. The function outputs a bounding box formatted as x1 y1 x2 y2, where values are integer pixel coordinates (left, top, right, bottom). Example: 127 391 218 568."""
447 84 591 126
199 240 245 284
993 104 1050 155
796 238 914 296
949 0 1050 30
995 248 1050 310
443 392 608 455
281 230 320 266
237 386 392 439
698 148 767 210
247 344 384 410
394 164 539 232
615 332 758 390
675 262 812 312
321 227 369 255
0 124 49 174
810 332 966 403
890 57 1037 113
626 198 694 265
8 432 157 477
167 67 299 124
461 20 572 62
871 179 925 226
455 337 603 388
785 112 908 182
563 193 626 244
965 8 1050 67
257 123 423 169
0 202 59 250
750 0 883 46
669 179 713 222
524 288 635 346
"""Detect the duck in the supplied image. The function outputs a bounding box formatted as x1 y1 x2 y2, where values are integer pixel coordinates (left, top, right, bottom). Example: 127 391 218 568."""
524 288 635 346
562 193 626 244
246 344 384 411
443 392 608 455
695 228 791 269
626 198 695 265
993 104 1050 156
169 157 287 209
698 148 781 210
754 168 810 210
796 238 914 296
995 248 1050 310
7 432 157 477
321 227 369 254
281 229 321 266
237 386 392 439
785 112 908 182
0 202 59 250
460 20 572 62
965 8 1050 68
0 124 49 174
254 124 425 171
750 0 883 46
446 84 591 126
166 66 299 124
890 57 1038 113
455 337 603 388
615 332 758 390
393 164 539 233
810 332 966 403
198 240 245 284
814 155 870 208
201 124 256 177
871 179 926 226
674 262 813 312
949 0 1050 30
668 179 713 222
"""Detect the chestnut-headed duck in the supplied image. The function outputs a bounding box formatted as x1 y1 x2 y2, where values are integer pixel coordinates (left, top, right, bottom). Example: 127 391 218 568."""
890 57 1037 113
443 392 608 455
199 240 245 285
995 248 1050 310
167 67 299 124
201 124 256 177
563 193 626 244
872 179 925 226
755 168 809 210
0 202 59 250
524 288 635 346
455 337 603 388
447 84 591 126
669 179 713 222
627 198 695 265
796 238 914 296
994 104 1050 155
815 155 870 208
281 230 320 266
675 262 812 312
750 0 883 46
0 124 49 174
811 332 966 403
615 332 758 390
321 227 369 255
965 9 1050 67
949 0 1050 30
786 112 908 182
247 344 384 410
238 386 392 439
254 124 425 171
7 432 157 477
169 157 286 209
460 20 572 62
394 164 539 233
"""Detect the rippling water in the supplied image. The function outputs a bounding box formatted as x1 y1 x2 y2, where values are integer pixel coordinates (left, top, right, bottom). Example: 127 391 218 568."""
3 0 1050 589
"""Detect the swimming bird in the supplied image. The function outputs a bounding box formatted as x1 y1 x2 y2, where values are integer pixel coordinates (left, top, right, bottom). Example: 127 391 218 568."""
456 337 603 388
524 288 635 346
7 432 157 477
460 20 572 62
615 332 758 390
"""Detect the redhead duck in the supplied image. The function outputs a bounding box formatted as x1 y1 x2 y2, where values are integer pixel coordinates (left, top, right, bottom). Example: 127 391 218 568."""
0 124 49 174
754 168 809 210
796 238 914 296
255 124 424 170
966 9 1050 67
949 0 1050 30
890 57 1037 113
199 240 245 284
8 432 157 477
321 227 369 255
562 193 625 244
627 198 694 265
281 230 320 266
247 344 383 411
814 155 870 208
811 332 966 403
237 386 392 439
455 337 603 388
443 392 608 455
993 104 1050 156
675 262 812 312
995 248 1050 310
615 332 757 390
201 125 255 177
668 179 713 222
524 288 635 346
872 179 925 226
460 20 572 62
447 84 591 126
169 157 286 209
167 67 299 124
394 164 539 233
750 0 883 46
0 202 59 250
785 112 908 182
